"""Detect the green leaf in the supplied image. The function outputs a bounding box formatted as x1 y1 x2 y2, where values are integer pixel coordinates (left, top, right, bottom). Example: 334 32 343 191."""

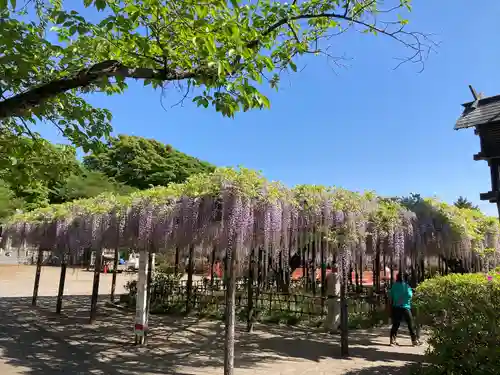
0 0 431 152
260 94 270 109
95 0 106 11
204 36 217 55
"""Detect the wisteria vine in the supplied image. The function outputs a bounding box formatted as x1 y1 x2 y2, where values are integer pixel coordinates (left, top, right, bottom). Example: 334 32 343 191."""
1 168 499 270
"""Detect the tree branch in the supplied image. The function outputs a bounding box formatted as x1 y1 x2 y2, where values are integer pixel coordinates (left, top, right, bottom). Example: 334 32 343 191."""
0 61 200 120
0 4 434 121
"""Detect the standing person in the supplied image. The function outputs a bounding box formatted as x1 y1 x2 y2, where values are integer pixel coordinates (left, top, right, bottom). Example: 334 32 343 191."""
324 263 341 333
389 272 421 346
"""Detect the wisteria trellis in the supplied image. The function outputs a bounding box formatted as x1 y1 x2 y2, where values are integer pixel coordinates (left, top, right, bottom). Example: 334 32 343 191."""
1 168 499 271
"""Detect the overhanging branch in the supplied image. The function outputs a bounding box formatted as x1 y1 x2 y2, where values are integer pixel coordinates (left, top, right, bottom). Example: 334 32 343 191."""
0 61 199 120
0 2 434 122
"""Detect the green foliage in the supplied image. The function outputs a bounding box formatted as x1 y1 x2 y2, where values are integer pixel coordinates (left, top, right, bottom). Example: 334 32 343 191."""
414 274 500 375
0 132 80 209
0 2 112 151
0 0 431 148
423 198 498 248
0 180 24 221
0 131 141 211
51 168 137 203
83 135 215 190
370 197 406 236
454 196 479 211
5 166 500 254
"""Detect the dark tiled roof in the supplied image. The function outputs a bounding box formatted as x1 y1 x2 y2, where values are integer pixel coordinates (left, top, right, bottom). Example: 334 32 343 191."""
455 94 500 130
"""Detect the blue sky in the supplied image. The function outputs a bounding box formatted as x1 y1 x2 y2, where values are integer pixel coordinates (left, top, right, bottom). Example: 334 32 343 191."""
37 1 500 216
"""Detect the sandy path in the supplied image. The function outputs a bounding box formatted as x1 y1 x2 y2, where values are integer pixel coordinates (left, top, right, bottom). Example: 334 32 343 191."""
0 264 134 297
0 265 426 374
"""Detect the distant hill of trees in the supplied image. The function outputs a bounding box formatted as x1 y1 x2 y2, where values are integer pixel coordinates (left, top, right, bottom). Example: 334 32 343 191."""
0 132 215 221
83 134 215 190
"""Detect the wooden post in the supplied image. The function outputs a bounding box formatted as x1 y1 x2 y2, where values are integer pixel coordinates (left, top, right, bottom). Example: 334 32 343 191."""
110 247 119 302
186 245 194 314
144 251 155 346
390 252 395 285
32 247 43 306
359 251 363 293
89 248 102 324
340 251 349 357
174 247 179 275
321 237 327 313
247 248 255 333
256 248 262 308
305 241 310 291
375 243 381 293
134 248 148 345
56 252 68 314
224 241 238 375
210 246 216 289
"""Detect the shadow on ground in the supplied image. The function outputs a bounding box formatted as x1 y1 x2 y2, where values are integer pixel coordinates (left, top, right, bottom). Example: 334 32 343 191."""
344 363 420 375
0 295 425 374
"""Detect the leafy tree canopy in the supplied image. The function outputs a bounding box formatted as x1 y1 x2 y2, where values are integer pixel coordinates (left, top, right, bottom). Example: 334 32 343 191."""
51 168 137 203
83 134 215 189
0 0 434 150
0 130 135 217
0 130 80 209
454 196 479 211
0 180 25 221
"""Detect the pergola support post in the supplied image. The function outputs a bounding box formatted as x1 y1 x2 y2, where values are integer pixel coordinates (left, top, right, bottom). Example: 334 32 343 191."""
32 247 43 306
144 251 155 345
111 246 119 302
134 248 149 345
89 248 102 324
56 251 68 314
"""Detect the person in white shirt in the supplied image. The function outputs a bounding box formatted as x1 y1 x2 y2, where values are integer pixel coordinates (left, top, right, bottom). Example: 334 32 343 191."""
324 263 341 333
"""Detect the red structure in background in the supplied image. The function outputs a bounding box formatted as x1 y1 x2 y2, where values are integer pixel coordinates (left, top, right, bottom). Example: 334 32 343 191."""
290 268 391 286
206 261 390 287
213 261 223 278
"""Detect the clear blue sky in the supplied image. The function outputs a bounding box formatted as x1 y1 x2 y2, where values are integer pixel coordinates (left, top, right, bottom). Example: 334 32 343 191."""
37 1 500 216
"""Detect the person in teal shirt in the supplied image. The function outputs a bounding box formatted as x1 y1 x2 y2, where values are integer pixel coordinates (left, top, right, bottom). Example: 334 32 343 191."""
389 272 420 346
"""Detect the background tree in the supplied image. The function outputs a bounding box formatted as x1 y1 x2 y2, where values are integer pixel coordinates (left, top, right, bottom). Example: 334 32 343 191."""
454 196 479 211
50 169 137 203
0 180 25 221
0 131 138 213
0 0 435 150
0 131 80 209
0 131 212 216
83 135 215 190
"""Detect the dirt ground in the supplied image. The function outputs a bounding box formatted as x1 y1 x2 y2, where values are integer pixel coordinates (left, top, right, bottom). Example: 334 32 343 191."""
0 265 427 375
0 264 134 297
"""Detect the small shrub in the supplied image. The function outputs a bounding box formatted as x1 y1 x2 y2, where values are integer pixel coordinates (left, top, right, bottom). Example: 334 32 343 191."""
414 273 500 375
